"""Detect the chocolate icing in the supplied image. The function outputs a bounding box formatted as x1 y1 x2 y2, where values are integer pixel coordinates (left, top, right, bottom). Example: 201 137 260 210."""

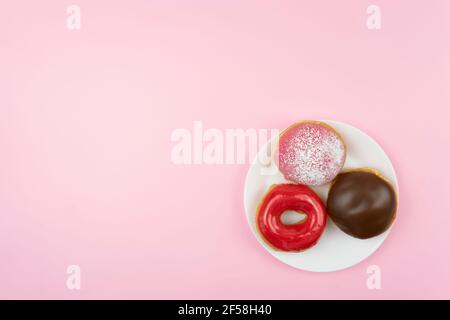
327 170 397 239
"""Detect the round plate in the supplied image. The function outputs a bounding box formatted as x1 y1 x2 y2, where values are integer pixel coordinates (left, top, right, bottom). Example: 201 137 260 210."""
243 120 399 272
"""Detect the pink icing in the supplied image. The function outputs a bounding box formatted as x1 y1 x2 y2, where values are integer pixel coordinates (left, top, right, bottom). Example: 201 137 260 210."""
278 122 346 186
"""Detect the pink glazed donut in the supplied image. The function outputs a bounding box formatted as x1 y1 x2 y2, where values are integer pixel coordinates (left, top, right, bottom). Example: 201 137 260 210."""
277 121 346 186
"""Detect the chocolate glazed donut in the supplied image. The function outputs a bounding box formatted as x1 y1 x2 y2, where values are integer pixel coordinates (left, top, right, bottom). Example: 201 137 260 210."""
327 169 397 239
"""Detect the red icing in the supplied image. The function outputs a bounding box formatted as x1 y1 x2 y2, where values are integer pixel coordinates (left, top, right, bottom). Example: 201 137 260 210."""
257 184 327 252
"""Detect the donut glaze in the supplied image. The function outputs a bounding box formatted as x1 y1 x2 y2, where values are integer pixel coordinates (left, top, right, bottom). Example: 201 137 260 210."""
327 170 397 239
278 121 346 186
256 184 327 252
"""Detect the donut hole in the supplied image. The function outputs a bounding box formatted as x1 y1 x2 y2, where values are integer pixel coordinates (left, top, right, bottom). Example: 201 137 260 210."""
280 210 307 225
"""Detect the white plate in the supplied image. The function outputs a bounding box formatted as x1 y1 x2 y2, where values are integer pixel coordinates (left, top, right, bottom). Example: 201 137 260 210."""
243 120 399 272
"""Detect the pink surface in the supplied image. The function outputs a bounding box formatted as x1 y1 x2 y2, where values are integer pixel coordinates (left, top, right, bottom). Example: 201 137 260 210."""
1 0 449 299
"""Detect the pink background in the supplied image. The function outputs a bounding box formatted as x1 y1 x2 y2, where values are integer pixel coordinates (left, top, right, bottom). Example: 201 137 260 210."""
1 0 449 299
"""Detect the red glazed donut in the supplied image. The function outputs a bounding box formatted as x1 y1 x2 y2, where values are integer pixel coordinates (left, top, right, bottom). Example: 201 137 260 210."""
256 184 327 252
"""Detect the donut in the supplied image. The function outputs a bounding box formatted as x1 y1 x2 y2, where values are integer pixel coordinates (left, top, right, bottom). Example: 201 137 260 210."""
327 169 398 239
277 121 346 186
256 184 327 252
